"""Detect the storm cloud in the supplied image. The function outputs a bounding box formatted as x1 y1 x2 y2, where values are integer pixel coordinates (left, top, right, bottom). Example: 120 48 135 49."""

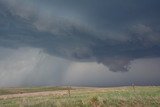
1 0 160 72
0 0 160 87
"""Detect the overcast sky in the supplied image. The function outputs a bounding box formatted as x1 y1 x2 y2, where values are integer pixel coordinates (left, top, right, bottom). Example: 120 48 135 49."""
0 0 160 87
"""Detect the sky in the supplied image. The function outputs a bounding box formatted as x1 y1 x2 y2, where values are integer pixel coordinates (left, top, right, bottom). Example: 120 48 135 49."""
0 0 160 87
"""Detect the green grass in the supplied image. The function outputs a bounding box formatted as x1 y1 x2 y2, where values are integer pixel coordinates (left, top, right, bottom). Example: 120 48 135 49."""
0 86 160 107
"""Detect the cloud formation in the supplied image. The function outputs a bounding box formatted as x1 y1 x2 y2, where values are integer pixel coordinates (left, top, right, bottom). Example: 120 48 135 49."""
0 0 160 72
0 47 160 87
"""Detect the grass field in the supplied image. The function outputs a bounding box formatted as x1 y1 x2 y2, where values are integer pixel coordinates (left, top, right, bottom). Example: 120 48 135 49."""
0 86 160 107
0 86 69 95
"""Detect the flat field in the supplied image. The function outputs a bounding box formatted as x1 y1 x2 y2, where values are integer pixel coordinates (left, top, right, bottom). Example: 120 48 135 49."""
0 86 159 107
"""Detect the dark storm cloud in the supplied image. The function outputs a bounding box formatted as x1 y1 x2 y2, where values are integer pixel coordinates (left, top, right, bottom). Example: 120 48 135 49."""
0 0 160 72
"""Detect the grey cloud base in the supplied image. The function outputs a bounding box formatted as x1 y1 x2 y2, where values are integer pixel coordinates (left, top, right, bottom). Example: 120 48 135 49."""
0 0 160 72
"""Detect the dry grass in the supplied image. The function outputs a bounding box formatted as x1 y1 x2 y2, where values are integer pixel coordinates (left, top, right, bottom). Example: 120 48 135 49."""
0 86 159 107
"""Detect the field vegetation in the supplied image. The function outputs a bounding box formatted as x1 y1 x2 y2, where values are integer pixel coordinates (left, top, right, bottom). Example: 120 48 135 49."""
0 86 160 107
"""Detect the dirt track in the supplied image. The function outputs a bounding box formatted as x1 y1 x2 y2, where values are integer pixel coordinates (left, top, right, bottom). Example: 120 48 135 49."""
0 90 68 99
0 88 114 100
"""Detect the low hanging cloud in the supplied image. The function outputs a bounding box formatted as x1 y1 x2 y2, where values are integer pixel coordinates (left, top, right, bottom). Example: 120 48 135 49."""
0 47 160 87
0 0 160 72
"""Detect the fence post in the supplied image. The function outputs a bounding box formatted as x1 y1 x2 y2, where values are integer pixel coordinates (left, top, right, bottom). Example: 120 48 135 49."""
67 86 71 97
132 83 135 92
